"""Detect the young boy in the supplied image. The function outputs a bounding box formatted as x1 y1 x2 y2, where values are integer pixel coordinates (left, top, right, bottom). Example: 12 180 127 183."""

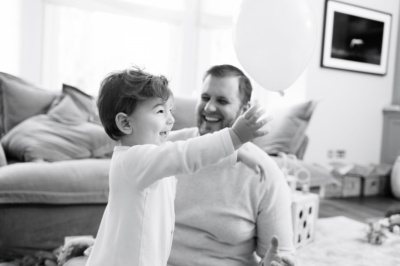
85 66 269 266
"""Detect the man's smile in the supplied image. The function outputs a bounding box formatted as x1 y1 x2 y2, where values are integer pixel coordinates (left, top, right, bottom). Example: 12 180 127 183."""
203 116 221 123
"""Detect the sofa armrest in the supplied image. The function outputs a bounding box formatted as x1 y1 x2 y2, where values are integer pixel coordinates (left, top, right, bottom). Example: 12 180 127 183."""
0 143 7 166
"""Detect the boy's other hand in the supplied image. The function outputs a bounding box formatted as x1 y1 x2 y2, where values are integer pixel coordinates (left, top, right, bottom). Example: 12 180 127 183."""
237 144 266 182
232 103 272 144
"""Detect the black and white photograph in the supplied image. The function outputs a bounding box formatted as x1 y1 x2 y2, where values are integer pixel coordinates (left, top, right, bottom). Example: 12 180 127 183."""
321 0 392 75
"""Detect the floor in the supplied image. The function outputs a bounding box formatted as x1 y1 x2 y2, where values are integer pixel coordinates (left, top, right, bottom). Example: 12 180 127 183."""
317 193 400 222
296 216 400 266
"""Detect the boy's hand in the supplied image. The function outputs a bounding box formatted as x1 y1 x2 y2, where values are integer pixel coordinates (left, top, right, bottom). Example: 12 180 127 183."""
232 104 271 144
237 145 266 182
58 237 95 265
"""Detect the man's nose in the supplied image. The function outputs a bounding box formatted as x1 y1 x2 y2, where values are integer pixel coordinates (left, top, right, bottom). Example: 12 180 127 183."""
204 100 217 112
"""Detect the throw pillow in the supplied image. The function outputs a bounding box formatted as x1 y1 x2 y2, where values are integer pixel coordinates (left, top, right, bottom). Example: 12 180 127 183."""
0 72 60 136
1 94 116 162
252 100 317 156
62 84 102 125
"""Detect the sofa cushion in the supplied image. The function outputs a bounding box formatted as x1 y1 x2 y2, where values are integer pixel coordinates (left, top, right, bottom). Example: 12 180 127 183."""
0 159 110 204
62 84 102 125
0 72 60 137
252 100 317 156
172 97 197 130
1 94 116 162
0 143 6 166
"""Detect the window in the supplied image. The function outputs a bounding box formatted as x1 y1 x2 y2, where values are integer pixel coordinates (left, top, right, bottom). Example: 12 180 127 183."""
0 0 21 75
43 1 183 95
42 0 306 106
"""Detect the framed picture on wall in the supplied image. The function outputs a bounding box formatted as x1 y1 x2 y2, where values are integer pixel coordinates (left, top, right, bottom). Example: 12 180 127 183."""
321 0 392 75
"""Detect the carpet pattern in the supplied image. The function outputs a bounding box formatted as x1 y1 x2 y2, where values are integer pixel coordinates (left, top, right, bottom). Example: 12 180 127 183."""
296 216 400 266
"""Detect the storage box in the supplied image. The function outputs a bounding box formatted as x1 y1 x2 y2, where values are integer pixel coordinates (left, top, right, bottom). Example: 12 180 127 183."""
291 191 319 248
362 175 381 196
319 176 342 198
341 175 362 197
319 175 361 198
361 163 392 196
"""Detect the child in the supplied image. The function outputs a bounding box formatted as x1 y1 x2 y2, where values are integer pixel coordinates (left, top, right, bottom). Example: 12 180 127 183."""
85 66 269 266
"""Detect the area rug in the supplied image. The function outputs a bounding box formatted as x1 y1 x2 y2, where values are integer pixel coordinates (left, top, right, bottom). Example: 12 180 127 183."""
296 216 400 266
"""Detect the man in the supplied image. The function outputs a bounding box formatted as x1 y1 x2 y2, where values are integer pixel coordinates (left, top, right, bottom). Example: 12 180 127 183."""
167 65 296 266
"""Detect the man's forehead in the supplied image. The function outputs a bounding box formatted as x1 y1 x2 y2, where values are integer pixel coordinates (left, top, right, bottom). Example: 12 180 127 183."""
202 76 241 98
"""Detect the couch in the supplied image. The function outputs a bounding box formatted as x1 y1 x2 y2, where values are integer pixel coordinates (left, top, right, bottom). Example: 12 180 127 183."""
0 72 334 259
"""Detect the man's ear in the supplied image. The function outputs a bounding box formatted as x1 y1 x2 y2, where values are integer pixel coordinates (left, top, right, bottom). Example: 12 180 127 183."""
115 112 133 134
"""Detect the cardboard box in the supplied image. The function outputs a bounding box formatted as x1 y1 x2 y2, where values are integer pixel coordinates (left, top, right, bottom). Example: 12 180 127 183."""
319 176 342 198
320 174 361 198
322 162 394 198
341 175 362 197
362 175 381 196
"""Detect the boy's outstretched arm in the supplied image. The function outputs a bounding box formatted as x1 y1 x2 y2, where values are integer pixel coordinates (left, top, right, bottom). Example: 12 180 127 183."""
229 104 270 149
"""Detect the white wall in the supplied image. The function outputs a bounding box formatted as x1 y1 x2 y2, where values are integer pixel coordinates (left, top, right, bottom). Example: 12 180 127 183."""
304 0 399 166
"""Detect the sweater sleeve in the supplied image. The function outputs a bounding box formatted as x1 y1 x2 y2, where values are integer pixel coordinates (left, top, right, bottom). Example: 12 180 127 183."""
123 128 237 190
256 155 296 259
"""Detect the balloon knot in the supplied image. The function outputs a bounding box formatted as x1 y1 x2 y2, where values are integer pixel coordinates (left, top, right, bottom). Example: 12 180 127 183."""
278 91 285 97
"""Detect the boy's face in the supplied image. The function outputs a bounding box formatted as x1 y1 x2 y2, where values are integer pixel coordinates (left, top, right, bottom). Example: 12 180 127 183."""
125 97 175 146
196 75 247 136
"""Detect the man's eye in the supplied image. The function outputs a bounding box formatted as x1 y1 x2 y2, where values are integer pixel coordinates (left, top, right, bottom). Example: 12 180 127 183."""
201 96 210 102
218 99 228 105
157 110 164 114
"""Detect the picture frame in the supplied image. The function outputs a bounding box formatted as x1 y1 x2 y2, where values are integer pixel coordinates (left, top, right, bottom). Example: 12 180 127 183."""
321 0 392 75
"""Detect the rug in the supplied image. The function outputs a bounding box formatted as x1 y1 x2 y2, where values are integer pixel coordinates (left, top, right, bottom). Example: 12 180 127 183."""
296 216 400 266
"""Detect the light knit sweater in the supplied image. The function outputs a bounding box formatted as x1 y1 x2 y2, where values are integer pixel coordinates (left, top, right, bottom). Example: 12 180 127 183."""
167 128 295 266
86 128 236 266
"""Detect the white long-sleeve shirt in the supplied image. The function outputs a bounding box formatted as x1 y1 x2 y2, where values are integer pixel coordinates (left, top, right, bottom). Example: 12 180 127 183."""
86 128 236 266
167 128 295 266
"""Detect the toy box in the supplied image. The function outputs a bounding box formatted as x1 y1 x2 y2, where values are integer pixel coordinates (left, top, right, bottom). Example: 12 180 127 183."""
291 191 319 248
319 174 361 198
361 163 392 196
362 175 382 196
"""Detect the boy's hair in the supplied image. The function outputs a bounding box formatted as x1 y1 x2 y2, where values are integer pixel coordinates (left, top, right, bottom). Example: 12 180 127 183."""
203 64 252 105
97 66 173 140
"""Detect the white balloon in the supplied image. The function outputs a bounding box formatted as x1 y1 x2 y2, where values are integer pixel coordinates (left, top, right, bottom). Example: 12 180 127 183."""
233 0 317 92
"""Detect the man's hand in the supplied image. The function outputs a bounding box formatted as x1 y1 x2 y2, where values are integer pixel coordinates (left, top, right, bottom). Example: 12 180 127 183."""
261 236 296 266
237 144 267 182
232 104 271 145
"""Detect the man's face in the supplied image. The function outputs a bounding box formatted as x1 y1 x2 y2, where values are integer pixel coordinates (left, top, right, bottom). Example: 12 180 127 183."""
196 75 247 136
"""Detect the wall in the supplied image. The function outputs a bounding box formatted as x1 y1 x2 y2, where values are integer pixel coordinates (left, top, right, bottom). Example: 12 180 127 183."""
1 0 399 167
304 0 399 166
